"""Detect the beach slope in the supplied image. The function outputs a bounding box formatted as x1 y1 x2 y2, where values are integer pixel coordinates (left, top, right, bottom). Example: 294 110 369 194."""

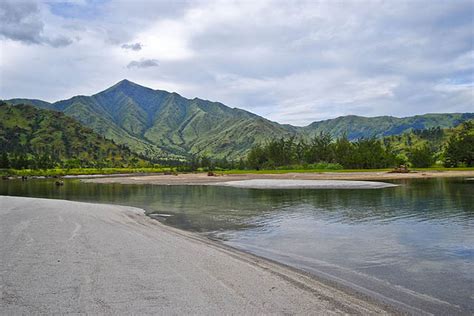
0 196 394 315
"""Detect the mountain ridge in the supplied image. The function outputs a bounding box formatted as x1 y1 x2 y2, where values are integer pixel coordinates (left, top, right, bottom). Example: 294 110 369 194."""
5 79 473 159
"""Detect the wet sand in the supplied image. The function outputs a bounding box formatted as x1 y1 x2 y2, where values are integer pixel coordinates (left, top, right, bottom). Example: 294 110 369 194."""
0 196 395 315
82 170 474 186
210 179 398 189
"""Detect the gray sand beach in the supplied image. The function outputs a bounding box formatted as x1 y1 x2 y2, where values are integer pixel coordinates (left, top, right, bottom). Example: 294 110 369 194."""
0 196 394 315
81 170 474 186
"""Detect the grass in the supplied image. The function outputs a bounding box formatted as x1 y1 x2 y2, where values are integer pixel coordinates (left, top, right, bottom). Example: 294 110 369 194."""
223 167 474 174
410 167 474 172
1 166 473 177
223 168 390 174
0 167 172 177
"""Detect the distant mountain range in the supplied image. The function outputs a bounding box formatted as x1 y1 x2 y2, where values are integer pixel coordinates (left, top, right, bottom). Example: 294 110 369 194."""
5 79 473 159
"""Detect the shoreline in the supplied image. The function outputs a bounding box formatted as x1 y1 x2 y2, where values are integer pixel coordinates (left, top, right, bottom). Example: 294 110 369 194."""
0 196 397 314
81 170 474 185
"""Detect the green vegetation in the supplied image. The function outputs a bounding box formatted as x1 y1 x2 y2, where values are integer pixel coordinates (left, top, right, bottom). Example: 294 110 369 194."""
6 79 472 160
222 167 474 174
385 121 474 167
243 121 474 170
0 167 171 177
245 135 401 170
0 102 145 169
407 145 435 168
443 121 474 167
301 113 473 140
7 80 294 160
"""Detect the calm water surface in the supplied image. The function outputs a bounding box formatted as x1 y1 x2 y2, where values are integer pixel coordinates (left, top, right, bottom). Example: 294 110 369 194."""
1 178 473 314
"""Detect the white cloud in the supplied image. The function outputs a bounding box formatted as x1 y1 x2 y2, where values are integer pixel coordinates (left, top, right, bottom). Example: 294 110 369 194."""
0 0 472 125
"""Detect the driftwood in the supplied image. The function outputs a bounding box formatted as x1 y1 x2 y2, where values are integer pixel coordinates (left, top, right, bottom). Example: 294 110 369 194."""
164 171 179 176
389 165 410 173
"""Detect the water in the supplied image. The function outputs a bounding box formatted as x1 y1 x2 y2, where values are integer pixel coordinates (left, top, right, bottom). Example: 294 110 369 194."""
1 178 473 314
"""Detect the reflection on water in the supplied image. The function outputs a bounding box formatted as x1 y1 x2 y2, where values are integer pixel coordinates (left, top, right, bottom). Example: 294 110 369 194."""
1 177 473 314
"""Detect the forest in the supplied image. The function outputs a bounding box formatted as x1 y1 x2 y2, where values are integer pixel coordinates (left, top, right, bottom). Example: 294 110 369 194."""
243 121 474 170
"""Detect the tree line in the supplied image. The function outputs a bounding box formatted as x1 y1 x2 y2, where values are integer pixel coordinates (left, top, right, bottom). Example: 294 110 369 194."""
245 121 473 170
0 152 143 170
245 134 400 170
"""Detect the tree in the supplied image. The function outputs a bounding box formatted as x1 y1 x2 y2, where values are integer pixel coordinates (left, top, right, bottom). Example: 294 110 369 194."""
36 153 55 169
237 158 246 170
333 135 353 168
351 138 396 169
246 145 267 170
10 153 30 169
0 153 9 169
305 132 333 164
444 121 474 167
408 145 434 168
200 155 213 171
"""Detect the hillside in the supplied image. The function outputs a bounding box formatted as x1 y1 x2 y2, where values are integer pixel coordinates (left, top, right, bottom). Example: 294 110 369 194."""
7 80 295 159
302 113 474 139
6 98 54 110
6 80 473 160
0 102 140 168
383 120 474 164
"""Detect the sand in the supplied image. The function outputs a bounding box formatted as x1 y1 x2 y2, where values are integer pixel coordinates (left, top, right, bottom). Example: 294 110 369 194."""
81 170 474 186
0 196 395 315
210 179 398 189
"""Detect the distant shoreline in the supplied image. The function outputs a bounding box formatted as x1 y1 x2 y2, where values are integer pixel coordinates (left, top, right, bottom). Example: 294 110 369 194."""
81 170 474 185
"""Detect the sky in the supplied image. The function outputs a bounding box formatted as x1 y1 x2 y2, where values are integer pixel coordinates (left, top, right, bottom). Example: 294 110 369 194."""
0 0 473 126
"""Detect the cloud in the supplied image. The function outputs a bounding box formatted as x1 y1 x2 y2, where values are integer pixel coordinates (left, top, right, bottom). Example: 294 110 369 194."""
127 59 159 69
45 35 74 47
0 0 472 125
0 0 73 47
0 0 44 44
121 42 142 51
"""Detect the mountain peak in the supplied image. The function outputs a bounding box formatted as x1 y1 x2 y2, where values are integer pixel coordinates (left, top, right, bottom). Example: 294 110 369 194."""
96 79 154 97
113 79 141 88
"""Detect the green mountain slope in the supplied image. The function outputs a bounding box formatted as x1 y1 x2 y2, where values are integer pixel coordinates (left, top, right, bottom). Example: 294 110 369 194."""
383 120 474 163
8 80 296 159
0 102 140 167
7 98 54 110
302 113 474 139
6 79 473 160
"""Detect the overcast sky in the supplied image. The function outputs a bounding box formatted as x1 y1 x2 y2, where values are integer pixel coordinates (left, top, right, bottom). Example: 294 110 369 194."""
0 0 472 125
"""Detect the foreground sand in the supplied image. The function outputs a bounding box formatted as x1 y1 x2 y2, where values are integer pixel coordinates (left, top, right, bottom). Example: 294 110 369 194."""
0 196 395 315
82 170 474 185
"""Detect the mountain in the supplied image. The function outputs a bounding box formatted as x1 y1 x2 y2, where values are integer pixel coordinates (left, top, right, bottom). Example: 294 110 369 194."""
302 113 474 139
7 80 295 159
6 79 473 160
0 102 140 167
6 98 54 110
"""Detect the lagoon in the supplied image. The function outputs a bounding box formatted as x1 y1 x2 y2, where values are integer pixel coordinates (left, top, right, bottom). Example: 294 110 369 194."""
1 177 472 314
